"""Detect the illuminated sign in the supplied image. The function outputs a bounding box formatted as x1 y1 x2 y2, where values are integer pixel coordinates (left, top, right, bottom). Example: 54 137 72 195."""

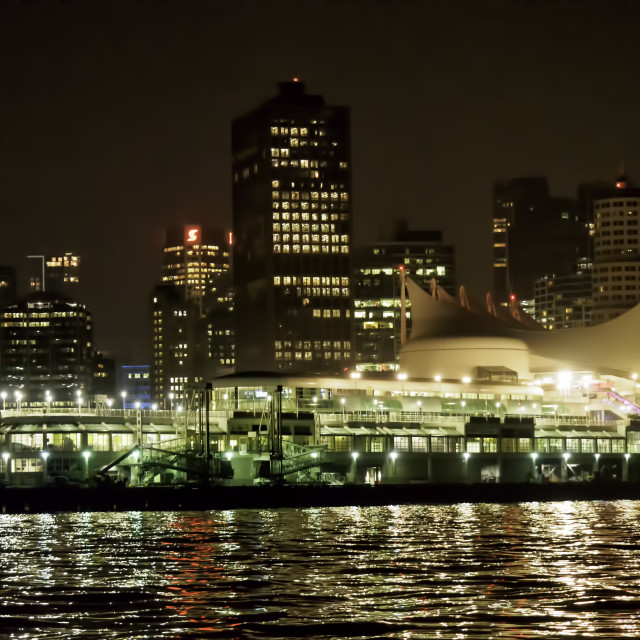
185 226 201 244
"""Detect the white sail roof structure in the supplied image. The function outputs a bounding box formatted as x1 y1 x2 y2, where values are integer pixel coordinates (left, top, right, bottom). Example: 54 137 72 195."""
400 277 640 380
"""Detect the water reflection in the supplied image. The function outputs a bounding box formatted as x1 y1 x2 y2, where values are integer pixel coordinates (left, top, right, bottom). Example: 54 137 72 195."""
0 502 639 638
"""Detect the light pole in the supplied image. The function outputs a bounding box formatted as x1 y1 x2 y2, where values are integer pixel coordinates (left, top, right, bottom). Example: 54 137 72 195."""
45 390 51 413
15 390 22 412
121 391 127 412
82 450 91 481
41 450 49 484
2 452 9 485
1 391 6 412
168 392 174 414
106 398 113 415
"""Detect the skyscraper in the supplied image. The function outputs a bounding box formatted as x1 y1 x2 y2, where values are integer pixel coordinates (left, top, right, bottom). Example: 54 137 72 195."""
492 178 585 304
232 80 352 373
591 170 640 324
161 226 230 301
151 225 233 404
28 252 80 298
0 292 95 404
354 227 456 372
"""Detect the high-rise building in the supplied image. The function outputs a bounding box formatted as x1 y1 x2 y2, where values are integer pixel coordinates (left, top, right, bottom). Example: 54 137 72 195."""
151 226 234 404
591 171 640 324
29 252 80 298
161 226 230 300
534 257 593 330
354 227 456 371
492 178 585 304
0 292 95 404
232 80 352 373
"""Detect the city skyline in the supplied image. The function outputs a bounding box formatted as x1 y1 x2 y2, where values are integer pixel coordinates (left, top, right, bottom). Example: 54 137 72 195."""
2 1 640 363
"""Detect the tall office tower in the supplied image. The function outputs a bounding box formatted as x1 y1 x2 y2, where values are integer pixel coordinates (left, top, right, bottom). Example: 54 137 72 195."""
534 257 593 329
161 226 230 300
0 292 95 404
151 285 209 405
591 171 640 324
232 80 352 374
492 178 584 304
354 227 456 372
152 226 234 404
29 252 80 298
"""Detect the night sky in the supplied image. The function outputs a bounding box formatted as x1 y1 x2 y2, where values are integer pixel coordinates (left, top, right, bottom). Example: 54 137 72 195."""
2 0 640 365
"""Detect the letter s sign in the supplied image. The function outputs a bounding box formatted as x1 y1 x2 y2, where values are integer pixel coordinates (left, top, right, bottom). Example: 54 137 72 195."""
186 228 199 243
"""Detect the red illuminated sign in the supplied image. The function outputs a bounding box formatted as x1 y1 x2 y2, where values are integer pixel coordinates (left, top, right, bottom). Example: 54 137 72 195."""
185 226 201 244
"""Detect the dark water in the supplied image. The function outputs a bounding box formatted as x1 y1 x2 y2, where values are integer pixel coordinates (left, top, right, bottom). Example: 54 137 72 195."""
1 502 640 639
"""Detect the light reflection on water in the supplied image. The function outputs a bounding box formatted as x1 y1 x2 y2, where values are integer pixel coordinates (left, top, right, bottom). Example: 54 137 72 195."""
1 501 640 638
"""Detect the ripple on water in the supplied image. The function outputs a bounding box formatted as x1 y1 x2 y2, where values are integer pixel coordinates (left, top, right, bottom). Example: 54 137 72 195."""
1 502 640 638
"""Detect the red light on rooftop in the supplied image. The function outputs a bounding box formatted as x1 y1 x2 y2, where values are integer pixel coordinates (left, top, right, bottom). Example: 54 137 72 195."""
398 265 405 271
510 294 516 301
616 181 626 189
293 76 299 82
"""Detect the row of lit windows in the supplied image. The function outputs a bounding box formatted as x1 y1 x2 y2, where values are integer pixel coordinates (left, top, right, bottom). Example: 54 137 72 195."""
272 191 348 201
273 202 347 213
274 244 349 254
273 234 348 245
3 312 79 319
276 351 349 360
275 339 350 349
312 309 345 318
274 212 348 222
293 286 350 297
274 223 338 233
164 245 224 253
274 276 349 286
271 126 310 136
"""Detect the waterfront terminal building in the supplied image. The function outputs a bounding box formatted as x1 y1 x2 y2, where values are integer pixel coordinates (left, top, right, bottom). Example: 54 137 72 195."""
3 278 640 487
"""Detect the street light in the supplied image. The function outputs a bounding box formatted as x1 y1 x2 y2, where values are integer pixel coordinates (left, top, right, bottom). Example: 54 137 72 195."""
15 390 22 411
120 391 126 411
82 450 91 479
1 391 6 411
2 451 9 483
168 392 174 412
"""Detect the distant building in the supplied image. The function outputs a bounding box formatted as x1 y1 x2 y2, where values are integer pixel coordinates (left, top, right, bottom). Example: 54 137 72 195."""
232 80 352 374
121 364 151 409
591 170 640 324
29 252 80 298
354 227 456 371
152 227 234 405
161 226 230 300
0 266 17 309
0 292 95 404
492 177 585 304
93 351 116 399
534 257 593 330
